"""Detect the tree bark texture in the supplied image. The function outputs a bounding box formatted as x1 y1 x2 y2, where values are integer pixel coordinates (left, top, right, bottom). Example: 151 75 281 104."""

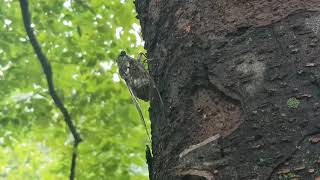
135 1 320 179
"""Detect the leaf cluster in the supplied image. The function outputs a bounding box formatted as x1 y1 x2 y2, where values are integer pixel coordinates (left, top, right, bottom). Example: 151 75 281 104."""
0 0 148 179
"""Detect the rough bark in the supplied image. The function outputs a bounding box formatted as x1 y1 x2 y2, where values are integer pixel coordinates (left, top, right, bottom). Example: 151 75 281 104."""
135 1 320 179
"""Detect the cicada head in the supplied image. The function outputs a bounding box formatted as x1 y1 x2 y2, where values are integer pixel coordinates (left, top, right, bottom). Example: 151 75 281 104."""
116 51 131 79
116 51 127 65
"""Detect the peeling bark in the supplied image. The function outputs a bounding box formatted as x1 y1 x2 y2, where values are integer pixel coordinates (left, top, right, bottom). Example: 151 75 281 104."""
135 1 320 179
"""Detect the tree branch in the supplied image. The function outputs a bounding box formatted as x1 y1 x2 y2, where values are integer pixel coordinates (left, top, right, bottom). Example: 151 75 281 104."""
18 0 82 179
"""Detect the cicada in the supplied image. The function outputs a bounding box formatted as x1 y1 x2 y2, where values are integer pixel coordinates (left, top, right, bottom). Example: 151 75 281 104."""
116 51 164 142
117 51 150 101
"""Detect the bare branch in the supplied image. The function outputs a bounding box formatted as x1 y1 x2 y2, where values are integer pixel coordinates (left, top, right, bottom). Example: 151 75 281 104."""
18 0 82 179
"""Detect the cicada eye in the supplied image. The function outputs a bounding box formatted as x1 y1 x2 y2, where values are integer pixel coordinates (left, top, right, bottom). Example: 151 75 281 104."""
120 51 126 56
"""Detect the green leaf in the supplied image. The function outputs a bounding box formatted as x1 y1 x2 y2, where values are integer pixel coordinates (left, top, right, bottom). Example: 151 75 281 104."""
0 0 148 179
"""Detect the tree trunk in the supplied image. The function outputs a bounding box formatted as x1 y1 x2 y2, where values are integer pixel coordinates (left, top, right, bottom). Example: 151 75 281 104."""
135 1 320 179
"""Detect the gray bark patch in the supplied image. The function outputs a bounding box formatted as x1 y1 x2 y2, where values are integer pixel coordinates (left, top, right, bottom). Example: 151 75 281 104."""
235 53 265 95
305 15 320 35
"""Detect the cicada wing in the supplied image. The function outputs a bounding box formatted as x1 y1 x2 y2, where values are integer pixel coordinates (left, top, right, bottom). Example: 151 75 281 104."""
127 60 150 101
126 82 151 143
146 74 166 119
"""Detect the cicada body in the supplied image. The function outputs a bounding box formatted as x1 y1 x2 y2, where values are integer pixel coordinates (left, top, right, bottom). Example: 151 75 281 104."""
116 51 150 101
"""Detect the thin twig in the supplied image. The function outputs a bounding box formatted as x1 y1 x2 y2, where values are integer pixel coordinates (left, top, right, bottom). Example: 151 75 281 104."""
70 143 79 180
18 1 82 179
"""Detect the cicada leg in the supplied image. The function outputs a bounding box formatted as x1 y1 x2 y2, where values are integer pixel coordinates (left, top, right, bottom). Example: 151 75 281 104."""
143 58 155 64
138 52 155 64
137 52 147 62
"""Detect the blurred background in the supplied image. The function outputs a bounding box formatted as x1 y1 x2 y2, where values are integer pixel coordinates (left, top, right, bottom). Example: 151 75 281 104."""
0 0 149 179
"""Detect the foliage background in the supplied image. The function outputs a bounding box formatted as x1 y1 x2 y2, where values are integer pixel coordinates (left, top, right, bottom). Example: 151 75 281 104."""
0 0 149 179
